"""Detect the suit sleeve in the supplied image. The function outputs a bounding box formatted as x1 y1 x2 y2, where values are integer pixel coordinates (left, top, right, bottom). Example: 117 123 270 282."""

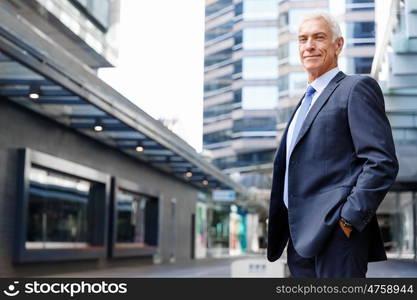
340 76 399 232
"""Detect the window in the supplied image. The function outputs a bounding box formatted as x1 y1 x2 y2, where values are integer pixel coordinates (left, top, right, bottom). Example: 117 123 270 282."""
243 0 278 21
205 22 233 42
242 86 278 109
27 168 92 250
279 12 289 28
289 41 299 65
346 22 375 39
204 129 232 145
235 2 243 16
234 60 242 74
204 102 233 118
237 150 274 166
289 72 307 96
278 75 289 93
234 30 243 45
278 43 289 61
243 27 278 50
346 0 374 11
353 57 373 74
205 49 233 68
344 57 373 74
278 41 298 64
15 149 110 263
277 106 296 124
205 0 232 16
242 56 278 79
204 76 232 93
233 117 276 132
111 178 159 257
70 0 111 31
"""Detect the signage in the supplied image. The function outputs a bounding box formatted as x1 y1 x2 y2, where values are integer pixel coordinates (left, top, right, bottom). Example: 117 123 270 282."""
212 190 236 202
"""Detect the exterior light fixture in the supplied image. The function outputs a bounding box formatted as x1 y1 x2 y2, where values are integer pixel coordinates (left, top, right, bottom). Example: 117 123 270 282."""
94 119 103 132
202 179 209 186
135 142 144 152
29 84 41 99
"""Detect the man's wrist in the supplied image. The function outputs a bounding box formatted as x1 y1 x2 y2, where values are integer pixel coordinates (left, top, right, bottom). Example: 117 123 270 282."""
339 218 353 238
340 217 353 228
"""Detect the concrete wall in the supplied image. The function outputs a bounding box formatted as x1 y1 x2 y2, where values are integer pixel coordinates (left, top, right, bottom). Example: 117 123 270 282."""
0 99 199 276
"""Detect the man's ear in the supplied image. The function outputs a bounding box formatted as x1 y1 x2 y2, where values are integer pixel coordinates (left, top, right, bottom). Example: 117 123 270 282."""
335 36 344 56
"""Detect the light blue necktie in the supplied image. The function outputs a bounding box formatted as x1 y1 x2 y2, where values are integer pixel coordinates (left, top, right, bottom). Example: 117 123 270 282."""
284 85 316 208
289 85 316 153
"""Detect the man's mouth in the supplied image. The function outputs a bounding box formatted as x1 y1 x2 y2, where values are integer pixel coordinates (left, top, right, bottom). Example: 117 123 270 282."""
304 55 321 58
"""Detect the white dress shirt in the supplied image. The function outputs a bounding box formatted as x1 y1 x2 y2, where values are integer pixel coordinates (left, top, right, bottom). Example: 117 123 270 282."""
283 67 340 208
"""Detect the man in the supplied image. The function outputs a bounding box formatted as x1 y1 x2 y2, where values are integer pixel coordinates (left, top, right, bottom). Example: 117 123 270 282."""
267 12 398 277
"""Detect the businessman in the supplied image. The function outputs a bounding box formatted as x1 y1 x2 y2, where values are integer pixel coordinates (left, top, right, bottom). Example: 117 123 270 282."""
267 12 398 277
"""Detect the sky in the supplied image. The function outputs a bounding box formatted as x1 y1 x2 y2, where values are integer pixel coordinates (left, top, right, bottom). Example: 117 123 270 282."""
99 0 205 152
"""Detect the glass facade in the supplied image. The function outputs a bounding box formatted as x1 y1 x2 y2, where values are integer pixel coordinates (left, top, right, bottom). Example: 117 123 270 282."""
26 166 99 249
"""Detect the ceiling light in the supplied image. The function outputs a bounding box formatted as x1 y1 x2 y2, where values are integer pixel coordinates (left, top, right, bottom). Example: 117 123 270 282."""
185 171 193 178
94 119 103 132
29 84 41 100
29 92 39 99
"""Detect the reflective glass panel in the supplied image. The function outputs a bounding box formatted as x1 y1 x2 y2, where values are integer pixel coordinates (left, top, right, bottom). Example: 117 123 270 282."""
242 86 278 109
26 166 92 249
243 27 278 50
243 0 278 21
242 56 278 79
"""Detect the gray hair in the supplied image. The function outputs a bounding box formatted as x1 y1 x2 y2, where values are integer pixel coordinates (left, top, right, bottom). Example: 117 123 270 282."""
299 11 342 42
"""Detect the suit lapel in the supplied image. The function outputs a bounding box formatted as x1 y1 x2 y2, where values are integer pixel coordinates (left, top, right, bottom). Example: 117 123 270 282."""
273 93 305 164
292 71 346 151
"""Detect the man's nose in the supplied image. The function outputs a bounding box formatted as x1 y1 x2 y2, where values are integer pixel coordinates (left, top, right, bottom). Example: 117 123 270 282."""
305 38 315 50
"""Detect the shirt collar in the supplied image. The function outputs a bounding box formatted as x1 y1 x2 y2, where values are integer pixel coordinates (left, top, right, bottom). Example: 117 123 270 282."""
308 67 340 95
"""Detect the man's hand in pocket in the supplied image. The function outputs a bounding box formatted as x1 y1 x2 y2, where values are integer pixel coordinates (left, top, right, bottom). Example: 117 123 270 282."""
339 219 353 238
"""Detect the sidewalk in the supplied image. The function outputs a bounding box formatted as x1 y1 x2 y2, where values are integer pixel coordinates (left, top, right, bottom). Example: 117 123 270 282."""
45 254 417 278
367 260 417 277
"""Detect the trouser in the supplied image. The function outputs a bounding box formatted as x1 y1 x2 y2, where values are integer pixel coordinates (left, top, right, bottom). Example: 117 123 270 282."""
286 222 371 278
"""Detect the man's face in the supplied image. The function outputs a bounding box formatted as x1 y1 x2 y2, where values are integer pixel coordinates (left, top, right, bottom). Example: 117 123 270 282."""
298 17 343 79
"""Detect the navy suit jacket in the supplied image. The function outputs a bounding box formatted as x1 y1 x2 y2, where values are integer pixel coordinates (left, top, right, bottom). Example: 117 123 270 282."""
267 71 399 262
